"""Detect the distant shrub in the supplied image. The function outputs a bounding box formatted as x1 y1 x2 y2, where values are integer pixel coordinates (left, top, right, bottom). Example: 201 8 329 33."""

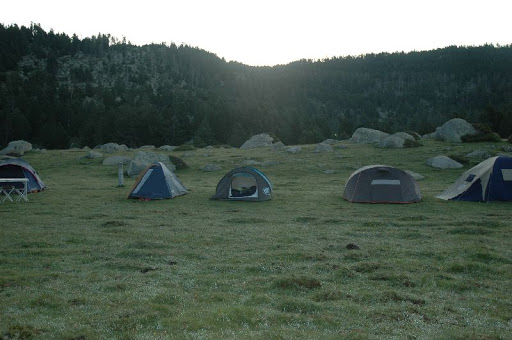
447 154 469 165
461 132 501 143
471 123 492 133
403 139 423 148
174 144 196 151
508 135 512 144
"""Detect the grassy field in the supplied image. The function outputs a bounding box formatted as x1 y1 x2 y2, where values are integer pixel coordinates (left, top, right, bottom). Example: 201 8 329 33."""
1 140 511 339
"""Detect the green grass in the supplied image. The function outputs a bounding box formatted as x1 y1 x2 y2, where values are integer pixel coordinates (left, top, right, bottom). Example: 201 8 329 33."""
1 141 511 339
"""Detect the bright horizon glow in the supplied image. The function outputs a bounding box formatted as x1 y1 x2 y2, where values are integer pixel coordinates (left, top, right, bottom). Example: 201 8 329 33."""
1 0 511 66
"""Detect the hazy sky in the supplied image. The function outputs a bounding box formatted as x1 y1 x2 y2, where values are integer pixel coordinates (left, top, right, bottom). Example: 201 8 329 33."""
2 0 510 66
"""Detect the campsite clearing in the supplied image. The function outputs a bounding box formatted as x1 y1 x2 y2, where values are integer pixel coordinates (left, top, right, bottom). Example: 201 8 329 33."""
0 140 511 339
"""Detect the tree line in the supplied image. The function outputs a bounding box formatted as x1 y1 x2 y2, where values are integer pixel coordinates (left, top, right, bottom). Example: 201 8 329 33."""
1 23 511 149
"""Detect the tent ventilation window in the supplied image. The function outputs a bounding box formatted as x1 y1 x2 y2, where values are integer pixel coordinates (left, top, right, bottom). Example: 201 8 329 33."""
502 169 512 181
229 173 258 198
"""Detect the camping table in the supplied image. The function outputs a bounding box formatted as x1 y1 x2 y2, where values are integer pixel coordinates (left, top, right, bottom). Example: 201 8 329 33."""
0 178 29 203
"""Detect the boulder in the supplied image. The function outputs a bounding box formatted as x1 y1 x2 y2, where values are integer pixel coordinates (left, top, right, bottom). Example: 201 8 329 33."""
350 128 389 144
261 160 279 167
435 118 478 143
378 132 416 148
422 132 437 139
286 146 302 154
271 141 286 151
126 151 176 177
0 140 32 156
102 156 132 166
393 132 416 141
426 156 463 169
321 139 338 145
240 133 274 149
201 164 222 172
100 142 129 153
465 150 492 160
159 145 177 151
85 151 103 159
314 143 333 153
243 159 262 166
169 155 189 170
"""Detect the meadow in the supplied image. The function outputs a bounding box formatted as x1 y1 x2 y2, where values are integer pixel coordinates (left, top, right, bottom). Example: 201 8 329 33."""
1 140 511 340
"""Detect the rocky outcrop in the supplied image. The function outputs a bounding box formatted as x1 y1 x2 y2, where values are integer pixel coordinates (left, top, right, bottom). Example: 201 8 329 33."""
240 133 274 149
426 155 463 169
99 142 129 153
0 140 32 156
126 151 175 177
350 128 389 144
435 118 478 143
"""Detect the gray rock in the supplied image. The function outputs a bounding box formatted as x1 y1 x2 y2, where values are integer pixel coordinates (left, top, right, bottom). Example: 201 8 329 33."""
201 164 222 172
262 160 280 167
393 132 416 141
240 133 274 149
422 132 436 139
426 155 463 169
465 150 492 159
0 140 32 156
378 134 406 149
314 143 333 153
286 146 302 154
243 159 262 166
321 139 338 145
138 145 155 150
404 170 425 181
159 145 177 151
350 128 389 144
435 118 478 143
102 156 132 166
100 142 129 153
271 141 286 151
126 151 176 177
85 151 103 159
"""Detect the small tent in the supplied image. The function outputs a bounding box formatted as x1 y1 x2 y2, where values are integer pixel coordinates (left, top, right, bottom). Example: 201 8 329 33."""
0 158 46 192
343 165 421 203
128 162 187 200
437 155 512 201
211 167 272 201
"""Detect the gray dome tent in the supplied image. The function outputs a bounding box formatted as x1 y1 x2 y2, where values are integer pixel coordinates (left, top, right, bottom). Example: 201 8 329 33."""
211 167 272 201
343 165 421 203
0 158 46 192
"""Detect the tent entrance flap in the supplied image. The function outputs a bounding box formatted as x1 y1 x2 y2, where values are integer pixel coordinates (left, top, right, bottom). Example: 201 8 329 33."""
229 173 258 198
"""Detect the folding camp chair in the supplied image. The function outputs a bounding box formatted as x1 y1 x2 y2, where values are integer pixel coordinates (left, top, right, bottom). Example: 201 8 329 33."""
0 178 29 203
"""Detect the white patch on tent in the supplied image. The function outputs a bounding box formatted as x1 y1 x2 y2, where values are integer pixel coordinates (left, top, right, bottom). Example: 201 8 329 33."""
263 187 271 196
133 169 153 193
371 179 400 185
502 169 512 181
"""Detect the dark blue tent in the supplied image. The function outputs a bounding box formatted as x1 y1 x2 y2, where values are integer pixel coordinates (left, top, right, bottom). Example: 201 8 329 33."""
128 162 187 200
437 155 512 201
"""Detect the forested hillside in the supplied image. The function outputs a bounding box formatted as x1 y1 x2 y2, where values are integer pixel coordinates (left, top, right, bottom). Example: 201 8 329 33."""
1 23 511 148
